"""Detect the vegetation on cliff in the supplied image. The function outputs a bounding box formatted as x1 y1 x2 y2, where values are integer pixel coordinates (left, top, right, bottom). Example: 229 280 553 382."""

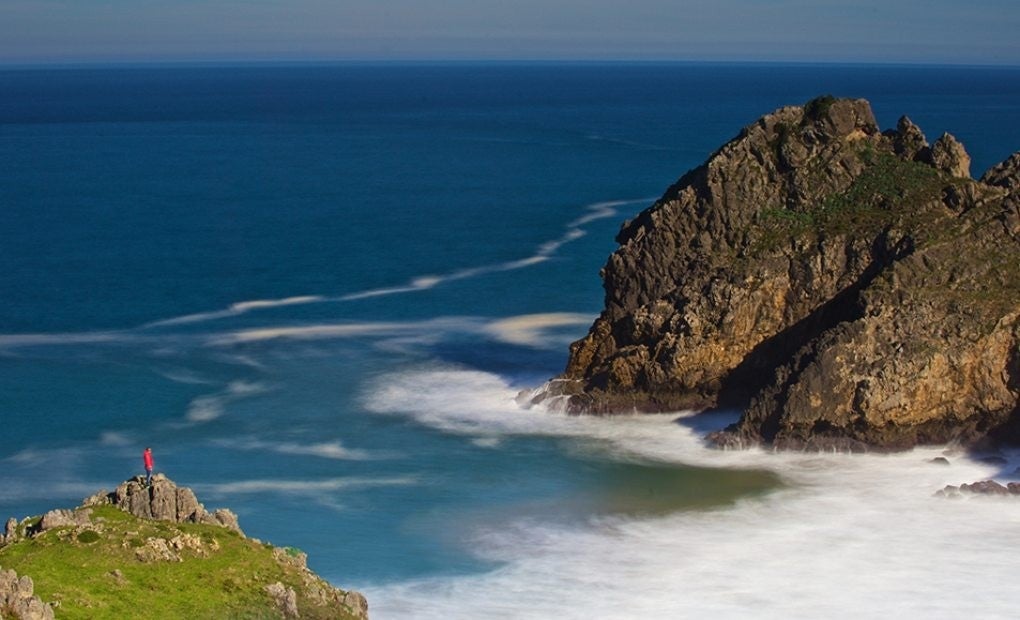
531 96 1020 450
0 477 367 619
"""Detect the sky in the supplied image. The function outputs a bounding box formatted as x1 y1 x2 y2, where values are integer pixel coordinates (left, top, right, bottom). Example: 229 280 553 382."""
2 0 1019 66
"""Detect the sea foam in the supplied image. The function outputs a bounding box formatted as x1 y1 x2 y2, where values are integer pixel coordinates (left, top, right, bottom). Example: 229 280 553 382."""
362 368 1020 619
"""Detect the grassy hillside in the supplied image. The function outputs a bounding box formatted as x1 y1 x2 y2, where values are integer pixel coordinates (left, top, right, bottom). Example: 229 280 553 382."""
1 504 364 619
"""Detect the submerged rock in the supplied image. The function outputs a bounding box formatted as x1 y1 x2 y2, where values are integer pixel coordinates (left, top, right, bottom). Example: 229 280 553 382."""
534 96 1020 451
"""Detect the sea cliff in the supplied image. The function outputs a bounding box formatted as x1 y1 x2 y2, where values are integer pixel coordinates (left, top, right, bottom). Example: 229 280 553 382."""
0 476 367 619
529 96 1020 451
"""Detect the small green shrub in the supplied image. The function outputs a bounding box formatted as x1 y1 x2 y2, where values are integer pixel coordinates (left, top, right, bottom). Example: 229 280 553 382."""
77 530 101 544
804 95 836 122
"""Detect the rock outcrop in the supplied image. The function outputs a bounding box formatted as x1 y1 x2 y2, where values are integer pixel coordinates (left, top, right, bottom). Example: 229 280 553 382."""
937 480 1020 497
83 474 242 534
530 96 1020 450
0 566 53 620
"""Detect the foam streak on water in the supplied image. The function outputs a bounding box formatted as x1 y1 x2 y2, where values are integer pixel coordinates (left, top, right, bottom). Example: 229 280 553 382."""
0 197 641 352
363 368 1020 620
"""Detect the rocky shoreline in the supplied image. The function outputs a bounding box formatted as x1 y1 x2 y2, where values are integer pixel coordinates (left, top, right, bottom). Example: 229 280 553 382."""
528 96 1020 451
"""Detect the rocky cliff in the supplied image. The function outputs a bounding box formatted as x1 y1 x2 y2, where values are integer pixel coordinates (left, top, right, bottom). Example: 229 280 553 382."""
530 96 1020 450
0 476 368 619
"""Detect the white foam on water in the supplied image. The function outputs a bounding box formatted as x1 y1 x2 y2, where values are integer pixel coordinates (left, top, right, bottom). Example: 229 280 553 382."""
333 198 647 303
485 313 594 348
204 313 590 351
196 476 418 497
98 431 134 446
142 295 327 327
0 331 135 350
0 480 114 506
361 368 1020 619
205 322 420 346
185 380 270 423
214 438 384 461
0 197 643 353
154 368 219 385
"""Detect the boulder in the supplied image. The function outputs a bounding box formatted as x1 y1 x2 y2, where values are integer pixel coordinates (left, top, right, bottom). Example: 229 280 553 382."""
0 566 54 620
343 590 370 618
2 517 17 544
37 509 92 533
265 582 300 618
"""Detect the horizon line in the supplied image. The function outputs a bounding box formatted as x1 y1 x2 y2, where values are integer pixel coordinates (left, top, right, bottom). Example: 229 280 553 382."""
2 57 1020 71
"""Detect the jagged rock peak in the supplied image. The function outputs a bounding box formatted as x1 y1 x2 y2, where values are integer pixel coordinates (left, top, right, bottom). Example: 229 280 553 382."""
924 132 972 178
84 474 242 534
981 151 1020 190
534 96 1020 451
891 115 929 159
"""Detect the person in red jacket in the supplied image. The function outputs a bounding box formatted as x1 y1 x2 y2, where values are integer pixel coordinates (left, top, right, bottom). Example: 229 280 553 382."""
143 447 154 486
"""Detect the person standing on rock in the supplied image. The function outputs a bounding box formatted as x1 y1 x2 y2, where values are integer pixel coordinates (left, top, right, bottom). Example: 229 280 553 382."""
143 447 154 486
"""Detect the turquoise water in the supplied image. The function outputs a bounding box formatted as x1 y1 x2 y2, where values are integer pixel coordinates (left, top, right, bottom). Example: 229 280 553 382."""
3 64 1020 616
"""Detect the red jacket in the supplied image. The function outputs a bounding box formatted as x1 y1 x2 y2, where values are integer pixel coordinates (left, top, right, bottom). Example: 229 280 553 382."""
143 449 154 470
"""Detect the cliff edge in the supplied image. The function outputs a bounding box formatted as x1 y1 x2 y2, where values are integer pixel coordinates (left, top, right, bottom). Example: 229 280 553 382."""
0 476 368 619
528 96 1020 451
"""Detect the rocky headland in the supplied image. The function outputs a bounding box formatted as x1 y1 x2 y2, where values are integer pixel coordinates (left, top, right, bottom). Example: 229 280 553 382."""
527 96 1020 451
0 475 367 619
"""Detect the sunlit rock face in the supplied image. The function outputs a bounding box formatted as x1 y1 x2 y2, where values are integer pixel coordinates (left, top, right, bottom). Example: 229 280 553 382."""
533 96 1020 451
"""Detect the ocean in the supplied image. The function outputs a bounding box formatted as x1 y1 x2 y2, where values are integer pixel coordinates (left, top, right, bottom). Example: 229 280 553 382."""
2 63 1020 618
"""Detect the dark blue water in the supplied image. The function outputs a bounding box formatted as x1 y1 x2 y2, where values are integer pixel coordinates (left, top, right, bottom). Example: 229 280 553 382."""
2 64 1019 606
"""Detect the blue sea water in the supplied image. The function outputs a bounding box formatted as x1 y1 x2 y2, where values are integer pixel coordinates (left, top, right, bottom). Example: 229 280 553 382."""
3 63 1020 618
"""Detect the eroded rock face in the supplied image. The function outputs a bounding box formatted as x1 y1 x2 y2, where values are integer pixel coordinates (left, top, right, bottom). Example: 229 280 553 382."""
535 96 1020 450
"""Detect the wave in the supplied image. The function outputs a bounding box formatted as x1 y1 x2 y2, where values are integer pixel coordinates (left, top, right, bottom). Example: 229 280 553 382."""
361 368 1020 619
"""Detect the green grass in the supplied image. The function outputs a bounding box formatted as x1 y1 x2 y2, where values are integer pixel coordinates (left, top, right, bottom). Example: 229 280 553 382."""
0 505 360 620
753 148 946 253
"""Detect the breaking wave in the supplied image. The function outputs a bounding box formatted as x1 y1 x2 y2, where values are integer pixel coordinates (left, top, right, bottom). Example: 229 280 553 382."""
361 367 1020 619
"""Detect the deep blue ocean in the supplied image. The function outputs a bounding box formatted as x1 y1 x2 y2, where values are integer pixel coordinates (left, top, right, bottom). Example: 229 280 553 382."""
3 64 1020 618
